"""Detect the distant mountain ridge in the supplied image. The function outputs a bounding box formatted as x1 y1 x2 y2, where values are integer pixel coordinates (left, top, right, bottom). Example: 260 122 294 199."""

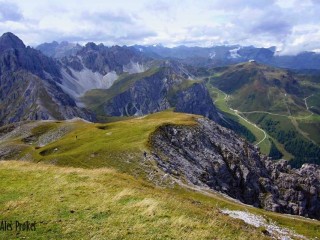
36 41 82 59
133 44 320 70
37 40 320 70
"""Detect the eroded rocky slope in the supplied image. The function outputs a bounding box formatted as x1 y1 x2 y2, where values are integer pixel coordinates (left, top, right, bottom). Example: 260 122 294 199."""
150 118 320 219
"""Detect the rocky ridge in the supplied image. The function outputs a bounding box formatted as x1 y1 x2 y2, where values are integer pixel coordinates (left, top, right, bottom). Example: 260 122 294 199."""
102 63 221 122
0 32 95 126
150 117 320 219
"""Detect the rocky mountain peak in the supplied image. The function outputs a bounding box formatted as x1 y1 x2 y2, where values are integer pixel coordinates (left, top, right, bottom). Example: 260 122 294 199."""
0 32 26 51
84 42 99 51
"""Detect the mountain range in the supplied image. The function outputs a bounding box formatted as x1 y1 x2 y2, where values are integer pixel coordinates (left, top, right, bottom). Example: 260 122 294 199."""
0 32 94 125
0 32 223 125
1 32 320 166
132 44 320 70
1 32 320 231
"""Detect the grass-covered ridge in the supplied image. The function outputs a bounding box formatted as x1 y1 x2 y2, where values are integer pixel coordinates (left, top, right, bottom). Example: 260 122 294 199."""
208 62 308 115
0 111 198 175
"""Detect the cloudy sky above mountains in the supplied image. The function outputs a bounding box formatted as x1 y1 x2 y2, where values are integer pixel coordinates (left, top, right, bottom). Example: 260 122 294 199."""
0 0 320 55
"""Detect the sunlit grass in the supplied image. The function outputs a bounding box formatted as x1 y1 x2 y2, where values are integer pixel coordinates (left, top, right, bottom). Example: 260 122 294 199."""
1 161 319 239
0 161 272 240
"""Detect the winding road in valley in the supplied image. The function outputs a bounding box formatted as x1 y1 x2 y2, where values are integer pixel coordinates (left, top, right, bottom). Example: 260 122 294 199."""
231 108 267 146
214 87 316 148
214 88 267 147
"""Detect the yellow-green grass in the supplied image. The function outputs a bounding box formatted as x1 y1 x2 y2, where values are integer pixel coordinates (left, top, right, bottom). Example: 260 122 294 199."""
4 111 198 176
206 84 271 155
1 161 320 239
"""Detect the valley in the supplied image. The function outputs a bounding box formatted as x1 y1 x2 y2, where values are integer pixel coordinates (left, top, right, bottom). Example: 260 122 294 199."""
206 62 320 166
206 84 271 155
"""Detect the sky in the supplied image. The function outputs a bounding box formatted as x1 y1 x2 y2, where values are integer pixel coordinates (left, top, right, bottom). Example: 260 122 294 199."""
0 0 320 55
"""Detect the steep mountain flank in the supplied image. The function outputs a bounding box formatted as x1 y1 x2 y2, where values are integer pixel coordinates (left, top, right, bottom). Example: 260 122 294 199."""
84 62 221 122
0 32 94 125
150 118 320 219
174 83 220 122
58 42 153 97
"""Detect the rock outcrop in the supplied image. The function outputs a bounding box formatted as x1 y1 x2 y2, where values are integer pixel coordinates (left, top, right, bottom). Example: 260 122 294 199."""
103 68 171 116
150 117 320 219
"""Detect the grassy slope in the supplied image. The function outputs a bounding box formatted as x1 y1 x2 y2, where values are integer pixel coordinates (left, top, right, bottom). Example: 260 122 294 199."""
1 112 320 239
0 161 268 240
1 161 320 239
206 63 320 162
3 111 198 175
244 113 319 162
209 63 309 116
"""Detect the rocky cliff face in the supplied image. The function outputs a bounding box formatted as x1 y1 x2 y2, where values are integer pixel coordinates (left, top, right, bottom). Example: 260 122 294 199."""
175 83 220 123
104 68 171 116
150 118 320 219
0 32 95 125
103 65 221 122
57 42 154 97
0 33 61 81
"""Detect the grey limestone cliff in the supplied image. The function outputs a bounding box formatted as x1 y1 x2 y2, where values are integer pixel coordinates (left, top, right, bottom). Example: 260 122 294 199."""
150 117 320 219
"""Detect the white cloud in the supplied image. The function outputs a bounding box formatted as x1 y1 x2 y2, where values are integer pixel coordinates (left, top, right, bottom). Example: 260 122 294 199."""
0 0 319 55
